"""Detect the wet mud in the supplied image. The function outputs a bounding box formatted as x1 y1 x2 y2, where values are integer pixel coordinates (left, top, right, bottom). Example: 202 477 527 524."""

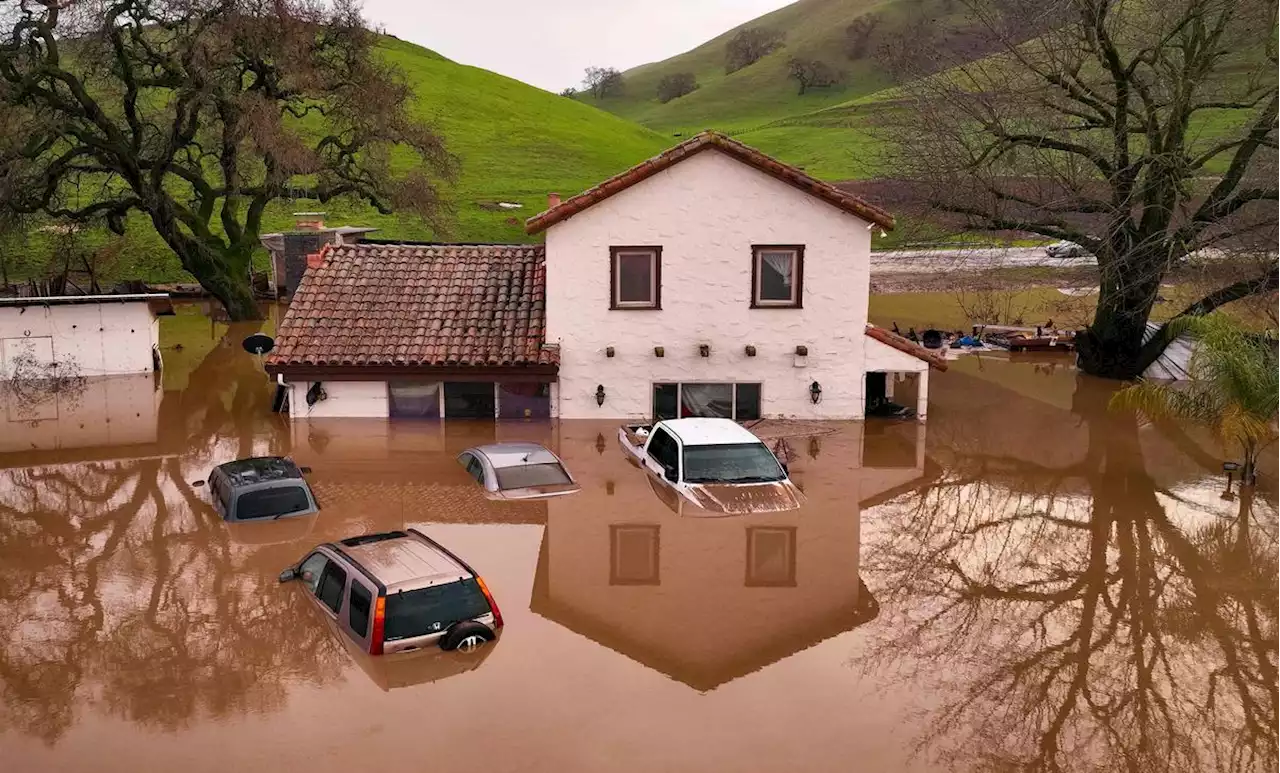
0 316 1274 772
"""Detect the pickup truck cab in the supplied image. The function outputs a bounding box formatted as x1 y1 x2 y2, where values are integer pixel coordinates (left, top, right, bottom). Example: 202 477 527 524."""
618 418 803 515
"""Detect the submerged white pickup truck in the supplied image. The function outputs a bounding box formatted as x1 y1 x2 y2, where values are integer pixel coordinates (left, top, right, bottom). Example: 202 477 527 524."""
618 418 803 515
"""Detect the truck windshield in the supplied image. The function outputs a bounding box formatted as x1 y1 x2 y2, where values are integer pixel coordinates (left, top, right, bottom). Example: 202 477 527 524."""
683 443 785 484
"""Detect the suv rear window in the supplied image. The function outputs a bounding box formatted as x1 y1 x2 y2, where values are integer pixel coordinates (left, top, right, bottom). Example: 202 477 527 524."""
236 485 313 520
383 578 490 641
494 462 571 490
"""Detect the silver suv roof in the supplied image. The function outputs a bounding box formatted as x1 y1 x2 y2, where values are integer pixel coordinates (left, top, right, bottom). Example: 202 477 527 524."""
340 532 469 593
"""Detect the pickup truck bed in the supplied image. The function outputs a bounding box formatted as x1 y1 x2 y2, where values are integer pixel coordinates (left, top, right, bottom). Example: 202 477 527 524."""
618 424 652 458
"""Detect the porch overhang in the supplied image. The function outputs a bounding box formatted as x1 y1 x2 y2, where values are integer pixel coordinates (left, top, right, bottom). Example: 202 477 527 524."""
864 325 948 371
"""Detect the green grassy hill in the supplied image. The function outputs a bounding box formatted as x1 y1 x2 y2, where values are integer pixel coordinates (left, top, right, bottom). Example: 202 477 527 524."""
5 37 670 284
576 0 968 180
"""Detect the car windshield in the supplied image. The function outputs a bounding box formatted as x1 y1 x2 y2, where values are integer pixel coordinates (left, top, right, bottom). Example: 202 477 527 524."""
493 462 572 491
682 443 785 484
235 485 313 520
383 579 491 641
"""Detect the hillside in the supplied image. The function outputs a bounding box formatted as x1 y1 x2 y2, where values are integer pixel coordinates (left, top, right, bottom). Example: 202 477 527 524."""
5 37 671 284
575 0 975 180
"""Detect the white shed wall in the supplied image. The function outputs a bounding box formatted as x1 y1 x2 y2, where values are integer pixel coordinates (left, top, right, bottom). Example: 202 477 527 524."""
0 301 159 378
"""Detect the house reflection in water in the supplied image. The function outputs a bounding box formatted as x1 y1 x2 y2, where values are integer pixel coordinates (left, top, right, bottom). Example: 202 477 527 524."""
531 420 928 691
0 372 162 454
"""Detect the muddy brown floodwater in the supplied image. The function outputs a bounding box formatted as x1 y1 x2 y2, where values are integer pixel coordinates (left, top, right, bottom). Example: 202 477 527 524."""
1 316 1276 773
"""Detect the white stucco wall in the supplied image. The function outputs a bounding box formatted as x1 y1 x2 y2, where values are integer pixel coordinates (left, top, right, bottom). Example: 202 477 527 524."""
0 301 160 378
288 380 389 419
545 149 875 420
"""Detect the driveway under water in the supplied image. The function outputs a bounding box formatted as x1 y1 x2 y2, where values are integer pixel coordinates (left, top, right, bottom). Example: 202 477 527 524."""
0 316 1275 772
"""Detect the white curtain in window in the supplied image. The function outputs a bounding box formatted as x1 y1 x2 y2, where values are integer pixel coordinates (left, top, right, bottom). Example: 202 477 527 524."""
681 383 733 418
761 251 794 298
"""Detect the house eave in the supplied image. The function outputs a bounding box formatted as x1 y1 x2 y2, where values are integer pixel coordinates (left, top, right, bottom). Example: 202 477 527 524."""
265 363 559 381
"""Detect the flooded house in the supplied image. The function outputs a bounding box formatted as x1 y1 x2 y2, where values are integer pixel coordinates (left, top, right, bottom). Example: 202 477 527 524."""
266 131 946 421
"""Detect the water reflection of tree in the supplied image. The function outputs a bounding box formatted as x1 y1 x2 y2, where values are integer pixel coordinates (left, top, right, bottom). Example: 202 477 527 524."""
862 379 1278 773
0 324 341 743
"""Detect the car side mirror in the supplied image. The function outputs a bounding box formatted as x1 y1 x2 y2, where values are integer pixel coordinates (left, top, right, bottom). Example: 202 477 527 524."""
192 480 205 487
299 466 312 474
664 465 679 483
278 568 298 583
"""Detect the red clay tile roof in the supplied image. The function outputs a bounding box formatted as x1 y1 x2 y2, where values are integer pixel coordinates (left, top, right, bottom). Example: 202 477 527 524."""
525 130 895 234
865 325 949 371
266 243 556 373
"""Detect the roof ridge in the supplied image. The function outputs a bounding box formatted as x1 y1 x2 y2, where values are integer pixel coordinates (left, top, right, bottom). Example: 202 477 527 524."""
525 130 894 234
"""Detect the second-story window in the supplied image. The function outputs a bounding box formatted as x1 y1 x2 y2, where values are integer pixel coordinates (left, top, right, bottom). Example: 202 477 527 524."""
610 246 662 309
751 245 804 308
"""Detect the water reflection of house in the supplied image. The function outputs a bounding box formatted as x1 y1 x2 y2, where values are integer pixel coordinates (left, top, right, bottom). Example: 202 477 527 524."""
531 421 928 691
0 372 162 457
266 133 947 423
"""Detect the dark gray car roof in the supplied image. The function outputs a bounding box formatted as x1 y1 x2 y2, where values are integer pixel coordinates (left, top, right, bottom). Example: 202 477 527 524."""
216 457 303 488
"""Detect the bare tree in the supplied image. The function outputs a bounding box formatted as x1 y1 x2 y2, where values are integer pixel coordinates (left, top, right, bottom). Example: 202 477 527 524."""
877 0 1278 378
860 382 1278 771
844 13 882 60
0 0 456 321
786 58 842 95
724 27 785 74
656 72 698 104
583 66 624 99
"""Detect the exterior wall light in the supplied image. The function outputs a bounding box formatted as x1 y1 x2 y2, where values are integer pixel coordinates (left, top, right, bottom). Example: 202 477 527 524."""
605 346 615 358
809 380 822 404
795 345 809 356
699 344 710 357
654 346 665 357
595 384 606 406
745 345 757 357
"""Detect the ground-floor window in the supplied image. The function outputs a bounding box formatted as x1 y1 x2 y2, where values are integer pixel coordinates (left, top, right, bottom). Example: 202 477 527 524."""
388 380 551 419
652 382 762 421
498 382 551 419
443 382 496 419
388 381 441 419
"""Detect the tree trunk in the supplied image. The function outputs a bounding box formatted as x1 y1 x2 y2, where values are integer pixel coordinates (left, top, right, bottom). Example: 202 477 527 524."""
149 207 262 321
1076 258 1163 380
198 264 261 322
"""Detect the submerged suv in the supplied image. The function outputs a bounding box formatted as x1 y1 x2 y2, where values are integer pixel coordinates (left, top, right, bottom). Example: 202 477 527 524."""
204 457 318 522
278 529 503 654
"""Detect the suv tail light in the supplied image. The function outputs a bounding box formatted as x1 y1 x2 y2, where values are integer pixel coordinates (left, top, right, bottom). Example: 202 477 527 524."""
370 595 386 655
476 576 503 629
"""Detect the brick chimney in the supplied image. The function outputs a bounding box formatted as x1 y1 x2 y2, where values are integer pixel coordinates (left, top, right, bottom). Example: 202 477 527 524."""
293 211 326 231
547 192 561 208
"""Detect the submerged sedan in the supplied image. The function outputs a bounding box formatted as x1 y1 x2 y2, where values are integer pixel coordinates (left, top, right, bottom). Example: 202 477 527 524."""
457 442 581 500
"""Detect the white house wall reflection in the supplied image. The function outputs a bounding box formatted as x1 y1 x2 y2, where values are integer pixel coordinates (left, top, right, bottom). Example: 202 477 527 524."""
531 420 928 691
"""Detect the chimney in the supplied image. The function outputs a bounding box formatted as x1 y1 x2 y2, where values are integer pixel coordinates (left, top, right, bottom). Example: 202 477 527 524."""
293 211 326 231
547 192 561 208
